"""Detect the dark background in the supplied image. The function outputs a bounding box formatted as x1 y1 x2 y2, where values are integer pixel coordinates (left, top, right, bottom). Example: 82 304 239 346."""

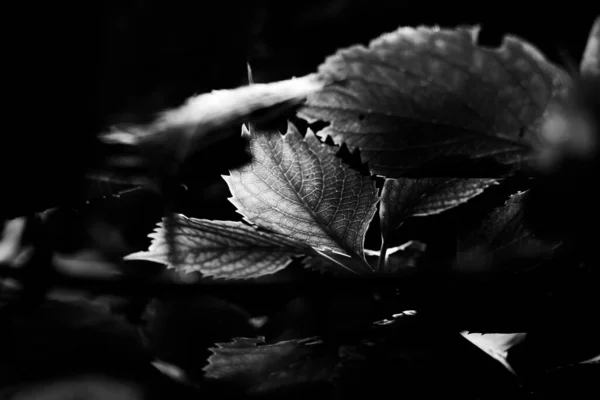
1 2 599 398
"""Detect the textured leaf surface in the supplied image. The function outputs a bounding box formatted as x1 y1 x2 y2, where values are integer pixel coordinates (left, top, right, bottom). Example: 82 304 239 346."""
456 191 560 271
204 336 334 393
380 178 497 240
125 214 312 279
299 25 570 177
224 122 378 265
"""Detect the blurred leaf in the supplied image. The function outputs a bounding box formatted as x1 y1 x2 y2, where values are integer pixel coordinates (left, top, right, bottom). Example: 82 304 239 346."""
299 25 570 178
581 17 600 78
204 336 334 394
0 299 149 387
456 191 560 273
98 75 325 185
461 332 527 374
334 312 521 398
223 122 378 273
5 376 144 400
380 178 497 242
0 217 28 265
125 214 313 280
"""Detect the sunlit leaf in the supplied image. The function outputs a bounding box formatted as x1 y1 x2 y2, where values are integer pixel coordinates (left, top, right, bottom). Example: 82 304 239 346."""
223 122 378 272
299 25 571 178
125 214 313 280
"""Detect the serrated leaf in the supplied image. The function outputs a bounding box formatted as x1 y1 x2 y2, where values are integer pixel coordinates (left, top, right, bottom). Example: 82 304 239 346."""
125 214 313 280
581 17 600 78
380 178 497 241
299 25 571 178
204 336 334 393
223 122 378 272
456 191 560 272
461 332 527 374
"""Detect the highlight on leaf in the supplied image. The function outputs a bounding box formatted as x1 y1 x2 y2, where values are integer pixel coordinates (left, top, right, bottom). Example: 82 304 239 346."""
203 336 334 393
299 24 571 178
461 332 527 375
97 74 326 185
223 122 379 272
124 214 313 280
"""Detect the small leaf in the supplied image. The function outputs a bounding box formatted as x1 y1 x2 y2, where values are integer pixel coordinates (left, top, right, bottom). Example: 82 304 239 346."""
204 336 334 393
299 25 570 177
461 332 527 374
380 178 497 241
456 191 560 272
125 214 312 280
223 122 378 272
581 17 600 78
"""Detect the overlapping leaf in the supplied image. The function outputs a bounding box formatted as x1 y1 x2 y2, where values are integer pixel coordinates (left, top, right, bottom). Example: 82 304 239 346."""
299 25 571 177
203 336 335 393
125 214 313 280
380 178 497 241
223 123 379 267
456 191 560 272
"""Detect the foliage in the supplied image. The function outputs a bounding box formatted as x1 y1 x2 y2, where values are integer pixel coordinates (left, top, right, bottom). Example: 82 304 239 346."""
1 7 599 400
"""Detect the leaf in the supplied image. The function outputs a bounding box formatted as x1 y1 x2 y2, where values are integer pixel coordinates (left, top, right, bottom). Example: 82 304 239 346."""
461 332 527 374
98 74 325 184
204 336 334 394
299 25 571 178
125 214 313 280
581 17 600 78
364 241 426 273
223 122 378 271
142 296 257 383
334 312 522 398
380 178 497 241
456 191 560 272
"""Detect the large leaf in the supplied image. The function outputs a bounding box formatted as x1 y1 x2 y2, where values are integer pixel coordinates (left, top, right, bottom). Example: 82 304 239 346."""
380 178 497 242
299 25 571 178
456 191 560 273
125 214 313 280
203 336 334 394
223 122 378 271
